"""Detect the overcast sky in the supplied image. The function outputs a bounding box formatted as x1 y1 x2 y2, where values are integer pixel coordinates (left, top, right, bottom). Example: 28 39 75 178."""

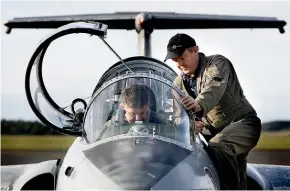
1 0 290 124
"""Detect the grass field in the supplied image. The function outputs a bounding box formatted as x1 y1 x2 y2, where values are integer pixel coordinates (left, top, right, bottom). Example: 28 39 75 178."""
254 130 290 150
1 131 290 150
1 135 76 150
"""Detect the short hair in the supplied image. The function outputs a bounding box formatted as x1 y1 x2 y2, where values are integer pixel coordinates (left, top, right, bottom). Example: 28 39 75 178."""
121 84 149 108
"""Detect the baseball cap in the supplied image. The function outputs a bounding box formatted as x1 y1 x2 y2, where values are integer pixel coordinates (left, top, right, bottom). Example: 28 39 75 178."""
164 33 197 62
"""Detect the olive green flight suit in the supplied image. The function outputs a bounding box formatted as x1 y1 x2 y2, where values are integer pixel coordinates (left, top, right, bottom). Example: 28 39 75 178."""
172 52 261 190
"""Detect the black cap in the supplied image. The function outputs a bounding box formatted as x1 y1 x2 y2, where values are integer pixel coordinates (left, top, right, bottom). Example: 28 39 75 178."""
164 33 197 62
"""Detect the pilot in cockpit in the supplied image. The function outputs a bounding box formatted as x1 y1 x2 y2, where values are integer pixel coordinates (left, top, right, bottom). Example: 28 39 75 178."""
104 84 169 127
97 83 189 142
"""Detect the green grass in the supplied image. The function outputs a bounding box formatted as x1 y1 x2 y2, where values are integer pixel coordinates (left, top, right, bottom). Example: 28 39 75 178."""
254 130 290 150
1 135 76 150
1 131 290 150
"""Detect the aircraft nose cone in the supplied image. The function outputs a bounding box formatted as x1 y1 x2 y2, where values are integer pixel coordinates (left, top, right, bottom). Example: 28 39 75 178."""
83 137 191 190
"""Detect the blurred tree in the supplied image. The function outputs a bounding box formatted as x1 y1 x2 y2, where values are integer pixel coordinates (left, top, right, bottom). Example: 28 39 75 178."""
1 120 61 135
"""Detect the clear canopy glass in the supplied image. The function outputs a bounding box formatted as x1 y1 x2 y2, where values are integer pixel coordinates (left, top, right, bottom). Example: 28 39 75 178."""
83 75 193 146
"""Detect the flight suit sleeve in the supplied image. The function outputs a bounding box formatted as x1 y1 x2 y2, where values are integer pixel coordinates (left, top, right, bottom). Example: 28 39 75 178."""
195 57 230 115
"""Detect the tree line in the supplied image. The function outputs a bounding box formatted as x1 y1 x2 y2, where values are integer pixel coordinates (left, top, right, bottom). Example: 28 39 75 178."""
1 119 62 135
1 119 289 135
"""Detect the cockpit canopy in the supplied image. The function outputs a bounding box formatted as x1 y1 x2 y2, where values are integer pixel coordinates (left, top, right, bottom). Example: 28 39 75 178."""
83 73 193 147
24 21 194 147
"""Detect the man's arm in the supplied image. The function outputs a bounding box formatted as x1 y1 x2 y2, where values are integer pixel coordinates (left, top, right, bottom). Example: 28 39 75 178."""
195 56 230 115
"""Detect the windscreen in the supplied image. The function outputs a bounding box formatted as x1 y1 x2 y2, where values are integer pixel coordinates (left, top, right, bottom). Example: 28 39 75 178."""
83 76 193 146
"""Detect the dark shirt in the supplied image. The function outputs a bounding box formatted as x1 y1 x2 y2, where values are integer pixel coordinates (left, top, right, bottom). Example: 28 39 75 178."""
182 74 198 99
182 59 204 120
182 58 202 99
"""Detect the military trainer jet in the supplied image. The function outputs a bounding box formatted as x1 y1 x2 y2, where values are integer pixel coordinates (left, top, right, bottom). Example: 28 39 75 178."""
1 12 290 190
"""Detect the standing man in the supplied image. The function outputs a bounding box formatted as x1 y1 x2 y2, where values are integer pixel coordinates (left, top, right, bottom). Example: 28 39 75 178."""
164 33 261 190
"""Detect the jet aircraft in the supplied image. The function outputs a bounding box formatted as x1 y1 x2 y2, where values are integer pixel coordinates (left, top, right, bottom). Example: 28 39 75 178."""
1 12 290 190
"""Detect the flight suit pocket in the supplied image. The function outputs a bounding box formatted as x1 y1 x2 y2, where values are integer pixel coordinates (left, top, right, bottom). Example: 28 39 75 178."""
206 110 227 130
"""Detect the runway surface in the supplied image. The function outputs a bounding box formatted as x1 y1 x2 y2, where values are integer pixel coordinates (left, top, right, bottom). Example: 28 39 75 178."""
1 149 290 166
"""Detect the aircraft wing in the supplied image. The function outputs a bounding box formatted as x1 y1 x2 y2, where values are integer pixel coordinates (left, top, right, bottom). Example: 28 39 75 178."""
247 163 290 190
4 12 286 34
1 160 58 190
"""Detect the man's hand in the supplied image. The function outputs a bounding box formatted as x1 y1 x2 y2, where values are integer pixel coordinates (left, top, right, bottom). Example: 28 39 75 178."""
194 120 204 133
181 95 201 112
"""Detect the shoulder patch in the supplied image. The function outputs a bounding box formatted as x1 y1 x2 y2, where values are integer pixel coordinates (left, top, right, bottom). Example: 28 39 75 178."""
205 54 229 81
206 63 221 81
